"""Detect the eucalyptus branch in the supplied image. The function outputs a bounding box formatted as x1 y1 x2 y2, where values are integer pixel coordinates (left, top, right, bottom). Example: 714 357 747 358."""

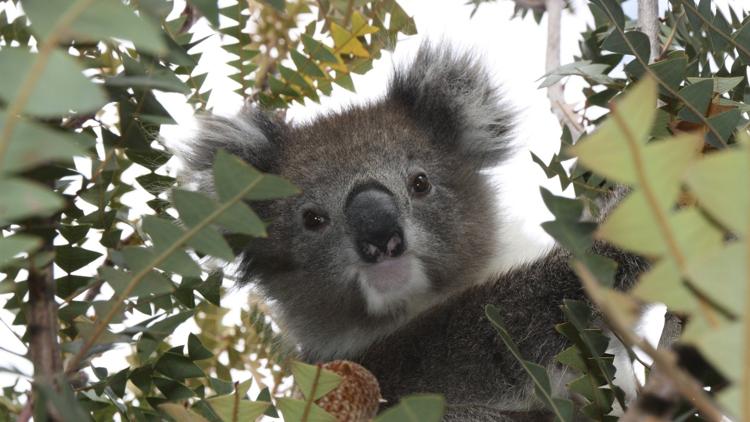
545 0 583 141
597 1 727 147
64 172 267 375
0 0 97 168
638 0 660 63
679 0 750 60
572 262 724 421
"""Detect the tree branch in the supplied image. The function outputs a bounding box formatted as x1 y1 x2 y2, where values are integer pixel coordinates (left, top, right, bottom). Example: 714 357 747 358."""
638 0 660 64
545 0 583 141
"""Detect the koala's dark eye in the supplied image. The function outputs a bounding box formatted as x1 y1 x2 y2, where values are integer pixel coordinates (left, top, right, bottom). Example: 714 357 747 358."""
302 210 328 231
410 173 432 196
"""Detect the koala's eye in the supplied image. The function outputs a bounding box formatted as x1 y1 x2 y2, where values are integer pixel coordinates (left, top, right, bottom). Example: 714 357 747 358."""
302 210 328 231
410 173 432 196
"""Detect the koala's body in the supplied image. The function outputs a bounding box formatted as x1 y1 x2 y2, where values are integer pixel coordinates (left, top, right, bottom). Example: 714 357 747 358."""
176 46 647 420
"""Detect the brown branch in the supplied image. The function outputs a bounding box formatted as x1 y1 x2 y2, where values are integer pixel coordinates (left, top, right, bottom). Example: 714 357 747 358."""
27 244 63 420
545 0 583 141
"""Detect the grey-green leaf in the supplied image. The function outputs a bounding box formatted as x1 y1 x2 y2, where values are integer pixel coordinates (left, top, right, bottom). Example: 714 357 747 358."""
0 178 63 225
0 48 107 117
24 0 166 54
374 394 446 422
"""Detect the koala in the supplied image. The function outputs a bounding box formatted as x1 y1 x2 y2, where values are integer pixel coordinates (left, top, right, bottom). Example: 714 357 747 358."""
175 45 649 420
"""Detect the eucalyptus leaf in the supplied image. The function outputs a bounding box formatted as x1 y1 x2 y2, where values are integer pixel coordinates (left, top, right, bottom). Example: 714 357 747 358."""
24 0 166 54
0 178 63 225
290 361 342 401
0 48 107 117
0 235 41 268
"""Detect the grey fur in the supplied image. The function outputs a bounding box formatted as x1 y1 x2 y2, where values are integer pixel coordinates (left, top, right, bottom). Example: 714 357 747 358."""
174 44 647 420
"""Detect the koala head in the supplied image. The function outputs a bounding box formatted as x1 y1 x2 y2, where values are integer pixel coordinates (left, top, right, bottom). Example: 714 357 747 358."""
175 46 514 360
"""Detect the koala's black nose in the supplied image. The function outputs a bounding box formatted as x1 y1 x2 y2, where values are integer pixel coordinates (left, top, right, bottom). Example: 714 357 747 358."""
345 182 407 263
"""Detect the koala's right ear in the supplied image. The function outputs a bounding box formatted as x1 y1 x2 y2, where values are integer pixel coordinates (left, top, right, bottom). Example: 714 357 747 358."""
172 107 284 192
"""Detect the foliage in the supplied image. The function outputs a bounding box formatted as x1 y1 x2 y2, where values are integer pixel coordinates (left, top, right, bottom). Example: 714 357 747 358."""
492 0 749 419
0 0 421 420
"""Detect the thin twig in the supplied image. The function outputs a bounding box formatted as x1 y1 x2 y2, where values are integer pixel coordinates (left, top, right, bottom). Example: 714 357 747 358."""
545 0 583 141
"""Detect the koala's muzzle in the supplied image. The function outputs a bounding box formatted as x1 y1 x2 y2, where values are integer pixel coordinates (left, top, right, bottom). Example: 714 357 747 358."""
345 183 406 263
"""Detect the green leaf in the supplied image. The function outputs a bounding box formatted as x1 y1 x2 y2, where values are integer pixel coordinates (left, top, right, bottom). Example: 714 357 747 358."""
196 272 222 306
677 79 714 123
290 361 342 401
486 305 574 421
213 150 299 201
301 35 338 63
159 403 211 422
686 241 746 317
648 55 687 92
0 178 63 225
55 245 102 273
172 189 266 238
24 0 166 54
601 30 650 59
105 74 190 94
705 109 741 148
632 259 698 313
136 173 176 196
1 111 90 173
539 188 583 220
137 311 195 360
207 380 269 422
187 0 220 26
569 77 659 185
276 398 335 422
58 224 92 244
155 352 205 381
291 50 325 78
0 235 41 268
141 216 202 277
685 147 749 233
0 48 107 117
153 377 195 401
188 333 213 361
686 76 744 95
734 19 750 63
100 265 174 298
374 394 445 422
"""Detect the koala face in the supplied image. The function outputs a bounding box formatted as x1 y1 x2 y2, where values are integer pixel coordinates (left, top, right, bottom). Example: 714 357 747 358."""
177 46 514 360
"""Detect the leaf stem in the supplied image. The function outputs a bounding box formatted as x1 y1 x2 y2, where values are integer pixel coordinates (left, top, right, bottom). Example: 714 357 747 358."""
572 261 724 421
64 173 265 374
300 365 322 422
0 0 97 169
609 102 721 326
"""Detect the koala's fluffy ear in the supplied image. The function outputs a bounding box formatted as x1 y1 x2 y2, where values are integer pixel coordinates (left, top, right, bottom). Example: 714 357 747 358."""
388 44 514 167
172 107 284 192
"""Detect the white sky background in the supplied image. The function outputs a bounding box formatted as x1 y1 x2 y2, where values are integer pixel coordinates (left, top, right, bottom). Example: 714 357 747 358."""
0 0 746 408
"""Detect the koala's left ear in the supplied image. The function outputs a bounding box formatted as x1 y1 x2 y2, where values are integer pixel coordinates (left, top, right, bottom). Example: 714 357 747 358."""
387 44 514 168
172 106 285 192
